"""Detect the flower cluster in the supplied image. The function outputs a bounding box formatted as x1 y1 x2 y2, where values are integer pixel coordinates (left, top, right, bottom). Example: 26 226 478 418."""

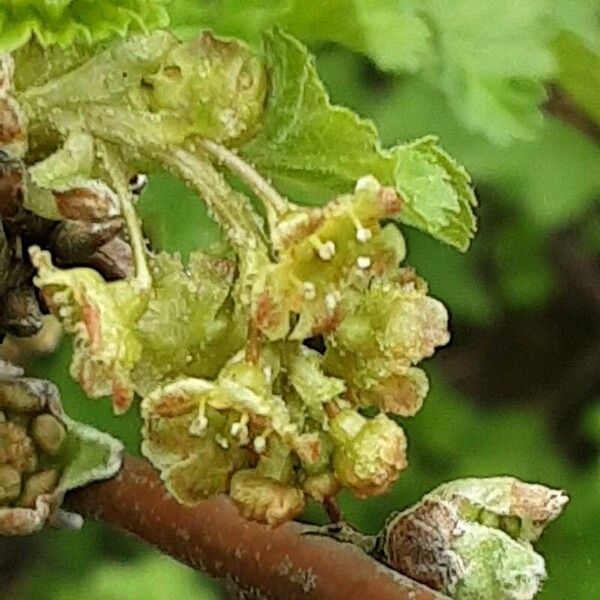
5 29 452 525
33 176 449 524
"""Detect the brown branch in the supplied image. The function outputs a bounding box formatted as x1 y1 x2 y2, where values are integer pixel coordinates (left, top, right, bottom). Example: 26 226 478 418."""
65 455 448 600
545 85 600 145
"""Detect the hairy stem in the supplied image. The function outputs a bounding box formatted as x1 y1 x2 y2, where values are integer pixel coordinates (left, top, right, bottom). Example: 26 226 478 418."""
198 138 289 217
96 142 151 291
65 455 448 600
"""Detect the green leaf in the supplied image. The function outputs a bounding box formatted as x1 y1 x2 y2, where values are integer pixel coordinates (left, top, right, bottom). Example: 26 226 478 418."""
0 0 169 53
393 137 477 251
424 0 555 144
58 412 123 492
241 29 476 250
166 0 561 144
549 0 600 56
167 0 431 72
167 0 291 44
285 0 430 73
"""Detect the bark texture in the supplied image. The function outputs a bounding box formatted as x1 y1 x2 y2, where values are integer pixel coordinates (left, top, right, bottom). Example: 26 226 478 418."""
66 455 448 600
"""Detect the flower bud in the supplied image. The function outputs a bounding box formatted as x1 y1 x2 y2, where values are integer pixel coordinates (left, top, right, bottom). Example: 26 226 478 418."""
0 155 25 220
54 181 119 222
0 421 38 473
302 472 339 503
330 411 407 498
379 478 569 599
230 469 305 526
0 364 123 535
19 469 59 508
2 287 43 337
0 378 49 412
0 465 21 504
88 237 134 281
49 218 125 266
31 414 66 455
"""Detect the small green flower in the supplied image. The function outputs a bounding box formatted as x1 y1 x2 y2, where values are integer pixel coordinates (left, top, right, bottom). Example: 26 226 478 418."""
329 410 407 498
324 271 449 416
250 177 406 341
229 469 305 526
133 251 244 396
30 248 147 414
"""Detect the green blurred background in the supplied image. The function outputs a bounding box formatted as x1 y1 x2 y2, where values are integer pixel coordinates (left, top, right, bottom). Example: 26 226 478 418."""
1 1 599 598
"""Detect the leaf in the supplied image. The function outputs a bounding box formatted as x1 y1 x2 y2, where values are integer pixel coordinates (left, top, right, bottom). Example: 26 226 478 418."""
393 137 477 251
58 410 124 492
0 0 169 53
549 0 600 56
167 0 431 72
166 0 561 144
241 29 476 250
0 366 123 535
423 0 555 144
167 0 291 44
285 0 430 73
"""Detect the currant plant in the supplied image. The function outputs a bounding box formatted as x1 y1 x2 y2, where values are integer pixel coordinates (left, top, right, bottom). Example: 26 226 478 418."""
0 3 568 599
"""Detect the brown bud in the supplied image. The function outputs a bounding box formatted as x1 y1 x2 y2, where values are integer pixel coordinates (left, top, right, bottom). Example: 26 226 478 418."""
89 236 133 280
0 155 25 219
0 421 38 473
49 218 124 265
0 222 10 294
18 469 59 508
0 464 21 504
0 378 48 412
2 287 43 337
31 414 66 455
381 499 463 592
54 183 119 221
4 259 34 291
0 98 26 149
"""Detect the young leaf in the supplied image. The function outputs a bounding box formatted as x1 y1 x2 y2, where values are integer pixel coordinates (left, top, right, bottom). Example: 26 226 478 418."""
393 137 477 251
423 0 555 144
285 0 431 73
0 0 169 53
241 29 477 250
